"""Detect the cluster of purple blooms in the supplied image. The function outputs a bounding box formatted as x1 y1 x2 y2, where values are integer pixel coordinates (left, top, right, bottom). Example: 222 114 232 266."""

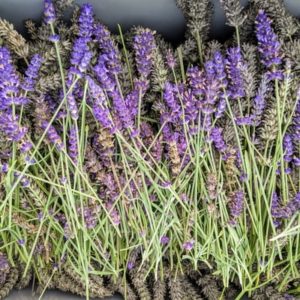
271 192 300 227
0 47 42 154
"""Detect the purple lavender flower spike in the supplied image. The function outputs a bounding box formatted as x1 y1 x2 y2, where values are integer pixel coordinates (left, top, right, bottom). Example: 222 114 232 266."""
70 37 93 75
226 47 246 99
252 75 269 125
160 235 170 245
235 115 254 126
283 134 293 162
44 0 56 24
229 190 244 224
183 239 195 251
166 49 176 69
0 112 27 141
294 157 300 167
127 261 135 270
213 51 227 88
0 253 9 272
67 93 79 120
49 34 60 42
215 94 226 119
210 127 227 153
22 54 44 92
94 24 122 74
255 10 282 73
125 79 149 119
68 126 78 164
20 140 33 153
133 28 156 78
164 82 181 118
41 121 64 151
187 66 205 96
87 76 115 131
78 3 94 39
292 90 300 142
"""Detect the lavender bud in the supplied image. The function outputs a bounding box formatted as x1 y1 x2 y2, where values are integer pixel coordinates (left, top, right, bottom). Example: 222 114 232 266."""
22 54 44 92
226 47 246 99
210 127 227 153
78 3 94 39
283 134 293 162
183 239 195 251
160 235 170 245
133 28 156 78
229 190 244 224
255 10 282 70
41 121 64 151
44 0 56 24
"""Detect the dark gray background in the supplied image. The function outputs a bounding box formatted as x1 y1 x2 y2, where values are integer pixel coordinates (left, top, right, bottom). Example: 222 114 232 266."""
0 0 299 43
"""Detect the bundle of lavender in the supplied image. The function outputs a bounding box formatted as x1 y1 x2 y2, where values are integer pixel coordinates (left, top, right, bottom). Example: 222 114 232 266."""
0 0 300 299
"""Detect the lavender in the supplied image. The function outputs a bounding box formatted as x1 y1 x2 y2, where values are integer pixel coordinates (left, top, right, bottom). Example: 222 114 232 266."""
229 190 244 224
0 253 9 272
213 51 227 88
210 127 227 153
187 66 205 96
94 24 122 74
48 34 60 42
78 3 94 39
125 79 148 119
255 10 282 74
166 49 176 69
235 115 254 126
271 192 300 221
0 47 24 109
87 77 115 131
70 37 93 75
163 82 181 119
20 140 33 153
183 239 195 251
252 75 269 125
41 121 64 151
21 54 44 92
68 126 78 164
0 112 27 141
160 235 170 245
133 28 156 78
67 93 79 120
283 134 293 163
44 0 56 24
226 47 246 99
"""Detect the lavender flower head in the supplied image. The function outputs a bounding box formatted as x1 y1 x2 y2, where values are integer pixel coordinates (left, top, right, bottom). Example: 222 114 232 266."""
229 190 244 224
0 253 9 272
226 47 246 99
22 54 44 92
94 24 122 74
0 112 27 142
70 37 93 76
283 134 293 163
183 239 195 251
133 28 156 78
41 121 64 151
213 51 227 88
87 76 115 131
78 3 94 39
210 127 227 153
160 235 170 245
255 10 282 70
166 49 176 69
44 0 56 24
68 126 78 164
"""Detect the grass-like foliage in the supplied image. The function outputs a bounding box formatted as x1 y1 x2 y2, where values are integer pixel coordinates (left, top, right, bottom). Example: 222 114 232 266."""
0 0 300 299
